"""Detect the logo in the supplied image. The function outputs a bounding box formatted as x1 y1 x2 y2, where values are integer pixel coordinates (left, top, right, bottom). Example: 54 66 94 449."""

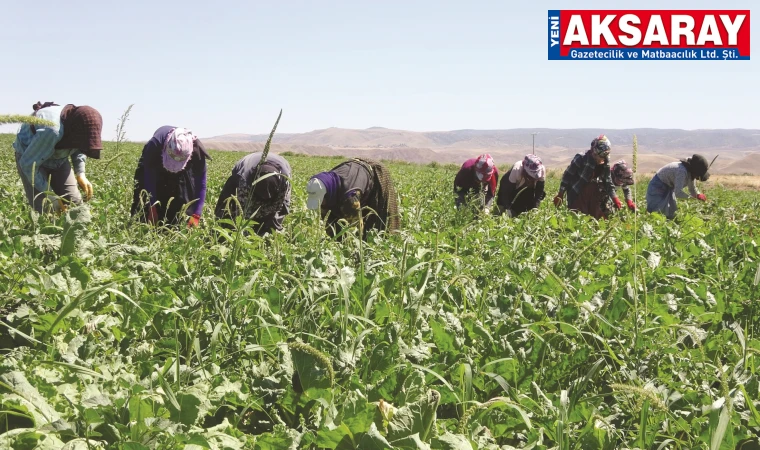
548 10 750 60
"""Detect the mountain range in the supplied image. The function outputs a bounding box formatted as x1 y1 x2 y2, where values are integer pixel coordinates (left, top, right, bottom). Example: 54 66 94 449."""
202 127 760 175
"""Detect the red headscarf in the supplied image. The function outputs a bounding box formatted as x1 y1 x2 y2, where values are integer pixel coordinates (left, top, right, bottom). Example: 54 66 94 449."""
473 154 497 194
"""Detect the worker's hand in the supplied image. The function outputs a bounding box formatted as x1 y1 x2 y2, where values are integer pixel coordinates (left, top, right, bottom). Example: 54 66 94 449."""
553 194 563 208
626 199 637 211
613 197 622 210
696 193 707 201
75 173 93 202
187 214 201 229
484 206 491 215
53 198 68 214
147 206 159 225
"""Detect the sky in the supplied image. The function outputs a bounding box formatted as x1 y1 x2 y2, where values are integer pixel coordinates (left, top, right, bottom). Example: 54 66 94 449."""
1 0 757 140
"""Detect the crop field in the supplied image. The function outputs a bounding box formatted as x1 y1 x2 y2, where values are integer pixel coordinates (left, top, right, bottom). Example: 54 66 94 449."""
1 131 759 449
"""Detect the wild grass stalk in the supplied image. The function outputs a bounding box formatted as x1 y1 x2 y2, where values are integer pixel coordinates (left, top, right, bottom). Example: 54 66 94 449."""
0 115 55 127
632 134 642 345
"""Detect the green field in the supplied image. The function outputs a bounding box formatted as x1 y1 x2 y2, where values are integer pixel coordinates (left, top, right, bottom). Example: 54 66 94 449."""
1 132 759 449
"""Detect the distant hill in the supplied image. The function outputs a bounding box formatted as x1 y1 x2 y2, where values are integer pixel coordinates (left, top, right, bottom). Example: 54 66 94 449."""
202 127 760 174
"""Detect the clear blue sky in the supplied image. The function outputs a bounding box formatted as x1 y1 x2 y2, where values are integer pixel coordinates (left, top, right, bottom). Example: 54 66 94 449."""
1 0 757 140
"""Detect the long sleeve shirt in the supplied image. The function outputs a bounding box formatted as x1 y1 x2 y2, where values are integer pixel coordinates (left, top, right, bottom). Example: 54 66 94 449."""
454 161 499 208
13 105 86 195
559 152 617 205
139 126 208 217
619 185 633 202
498 160 546 209
654 162 699 198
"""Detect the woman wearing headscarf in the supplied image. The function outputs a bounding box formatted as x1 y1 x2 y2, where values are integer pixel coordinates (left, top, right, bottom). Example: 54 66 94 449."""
12 101 103 213
610 160 637 211
496 154 546 217
306 157 399 239
454 154 499 214
130 126 211 228
553 135 622 219
214 152 292 236
646 154 709 219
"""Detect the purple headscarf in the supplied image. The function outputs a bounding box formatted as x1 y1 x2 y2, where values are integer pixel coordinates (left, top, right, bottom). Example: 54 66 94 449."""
312 171 342 208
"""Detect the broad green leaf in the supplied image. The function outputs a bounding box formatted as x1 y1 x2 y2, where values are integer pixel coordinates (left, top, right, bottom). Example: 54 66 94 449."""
430 432 474 450
342 393 377 436
357 423 393 449
430 320 455 354
60 205 92 257
290 344 333 391
391 432 431 449
168 393 202 427
387 390 440 442
254 426 302 449
316 423 352 449
0 371 60 425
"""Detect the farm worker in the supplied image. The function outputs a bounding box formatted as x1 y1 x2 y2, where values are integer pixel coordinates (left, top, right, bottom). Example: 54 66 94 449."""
553 134 621 219
214 152 292 236
610 160 637 211
12 101 102 213
646 154 709 219
454 154 499 214
306 157 399 239
495 154 546 217
130 126 211 228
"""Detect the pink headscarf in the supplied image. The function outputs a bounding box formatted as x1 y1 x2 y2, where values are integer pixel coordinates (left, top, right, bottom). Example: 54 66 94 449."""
522 154 545 180
162 127 197 173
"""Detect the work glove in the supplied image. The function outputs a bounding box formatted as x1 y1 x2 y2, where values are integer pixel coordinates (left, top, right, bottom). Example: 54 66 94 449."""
626 199 637 211
52 197 68 214
75 173 93 202
553 193 563 208
187 214 201 229
613 197 622 210
484 206 491 215
147 206 159 225
696 193 707 201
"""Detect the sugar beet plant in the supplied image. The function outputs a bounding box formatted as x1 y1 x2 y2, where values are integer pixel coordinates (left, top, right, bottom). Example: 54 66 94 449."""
0 118 759 449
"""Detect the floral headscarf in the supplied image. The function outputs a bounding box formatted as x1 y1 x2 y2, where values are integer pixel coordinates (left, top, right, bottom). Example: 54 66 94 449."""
611 160 634 186
162 127 196 173
522 154 545 180
590 134 612 158
474 153 498 194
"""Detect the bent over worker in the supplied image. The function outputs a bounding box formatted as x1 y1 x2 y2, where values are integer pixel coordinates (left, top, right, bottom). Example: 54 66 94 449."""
13 101 103 213
306 158 399 239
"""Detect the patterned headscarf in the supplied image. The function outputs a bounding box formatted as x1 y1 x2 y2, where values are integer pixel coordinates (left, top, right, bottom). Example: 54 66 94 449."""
162 127 196 173
611 160 634 186
590 134 612 158
522 154 545 180
472 154 497 195
474 154 495 181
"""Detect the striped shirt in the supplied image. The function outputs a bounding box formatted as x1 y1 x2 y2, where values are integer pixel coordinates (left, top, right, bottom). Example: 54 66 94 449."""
619 185 633 202
13 105 86 195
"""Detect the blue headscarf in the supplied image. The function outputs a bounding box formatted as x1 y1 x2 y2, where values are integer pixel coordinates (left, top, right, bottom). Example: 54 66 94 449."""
311 171 342 208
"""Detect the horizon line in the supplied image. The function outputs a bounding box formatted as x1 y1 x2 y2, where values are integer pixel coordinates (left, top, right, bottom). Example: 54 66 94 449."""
203 125 760 137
